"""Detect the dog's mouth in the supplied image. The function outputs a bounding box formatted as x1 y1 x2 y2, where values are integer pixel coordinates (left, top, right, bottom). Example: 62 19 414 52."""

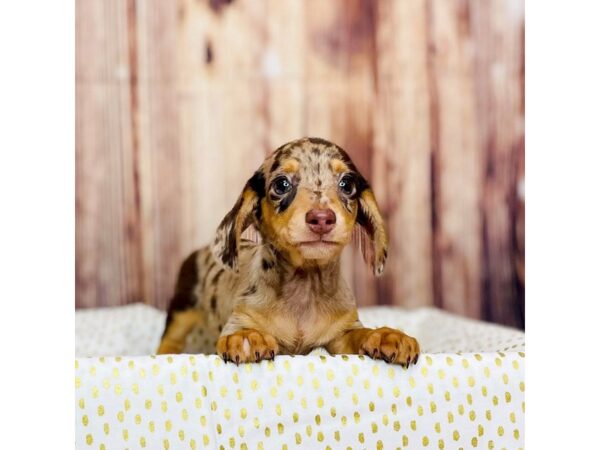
297 240 341 247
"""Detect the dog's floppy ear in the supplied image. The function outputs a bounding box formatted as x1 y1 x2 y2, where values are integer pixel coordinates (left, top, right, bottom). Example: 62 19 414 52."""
354 185 388 276
211 169 265 271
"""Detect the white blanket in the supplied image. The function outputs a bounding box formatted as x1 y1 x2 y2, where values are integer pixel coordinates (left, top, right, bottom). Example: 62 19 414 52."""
75 304 525 449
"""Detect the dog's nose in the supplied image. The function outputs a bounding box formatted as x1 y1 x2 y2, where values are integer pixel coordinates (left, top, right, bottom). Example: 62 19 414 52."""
305 209 336 235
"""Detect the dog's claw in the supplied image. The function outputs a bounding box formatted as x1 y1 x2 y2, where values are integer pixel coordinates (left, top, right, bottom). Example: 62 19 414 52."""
216 330 278 366
414 354 419 365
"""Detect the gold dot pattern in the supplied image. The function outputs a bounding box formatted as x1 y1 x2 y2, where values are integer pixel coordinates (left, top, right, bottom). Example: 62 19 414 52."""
75 353 525 449
76 305 524 448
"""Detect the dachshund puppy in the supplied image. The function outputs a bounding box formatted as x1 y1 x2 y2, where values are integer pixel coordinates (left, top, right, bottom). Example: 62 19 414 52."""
157 137 420 366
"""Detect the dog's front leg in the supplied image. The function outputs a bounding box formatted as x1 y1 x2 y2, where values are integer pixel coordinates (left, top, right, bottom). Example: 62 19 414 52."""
157 309 204 355
217 321 279 365
326 326 420 367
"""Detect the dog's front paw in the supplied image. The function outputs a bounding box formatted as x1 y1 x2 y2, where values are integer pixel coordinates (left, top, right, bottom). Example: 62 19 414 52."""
217 329 279 364
359 327 420 367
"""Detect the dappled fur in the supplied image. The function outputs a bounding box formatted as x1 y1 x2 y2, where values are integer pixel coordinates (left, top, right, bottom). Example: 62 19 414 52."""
157 138 419 365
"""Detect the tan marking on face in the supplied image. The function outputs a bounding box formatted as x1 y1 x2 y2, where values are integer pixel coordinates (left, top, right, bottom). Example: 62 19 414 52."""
330 159 349 174
260 194 307 266
281 158 300 174
260 183 357 267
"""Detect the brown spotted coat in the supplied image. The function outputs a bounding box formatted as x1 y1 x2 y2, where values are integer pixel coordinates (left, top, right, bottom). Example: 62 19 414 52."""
158 138 419 366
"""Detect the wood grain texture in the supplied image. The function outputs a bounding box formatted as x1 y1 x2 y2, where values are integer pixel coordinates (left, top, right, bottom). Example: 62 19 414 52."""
373 0 434 309
76 0 142 308
133 0 184 311
428 0 483 319
470 0 525 327
76 0 525 328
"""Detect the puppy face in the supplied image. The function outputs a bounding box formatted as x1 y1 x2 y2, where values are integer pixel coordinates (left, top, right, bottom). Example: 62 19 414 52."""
212 138 388 275
260 141 365 265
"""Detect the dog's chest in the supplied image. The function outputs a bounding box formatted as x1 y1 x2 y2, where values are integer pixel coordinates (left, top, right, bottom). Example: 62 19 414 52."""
269 283 338 353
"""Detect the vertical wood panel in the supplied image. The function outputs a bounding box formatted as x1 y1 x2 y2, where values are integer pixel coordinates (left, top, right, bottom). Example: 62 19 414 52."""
470 0 525 327
373 0 434 309
263 0 306 149
428 0 483 318
134 0 182 310
76 0 141 308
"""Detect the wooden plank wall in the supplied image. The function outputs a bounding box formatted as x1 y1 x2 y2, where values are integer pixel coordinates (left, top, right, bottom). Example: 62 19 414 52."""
76 0 525 329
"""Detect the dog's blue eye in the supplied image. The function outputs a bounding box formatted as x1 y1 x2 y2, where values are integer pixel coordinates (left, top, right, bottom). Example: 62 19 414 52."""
273 177 292 195
339 176 355 196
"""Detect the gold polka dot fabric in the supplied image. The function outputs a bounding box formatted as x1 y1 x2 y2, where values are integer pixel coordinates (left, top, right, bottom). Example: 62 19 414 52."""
75 305 525 449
